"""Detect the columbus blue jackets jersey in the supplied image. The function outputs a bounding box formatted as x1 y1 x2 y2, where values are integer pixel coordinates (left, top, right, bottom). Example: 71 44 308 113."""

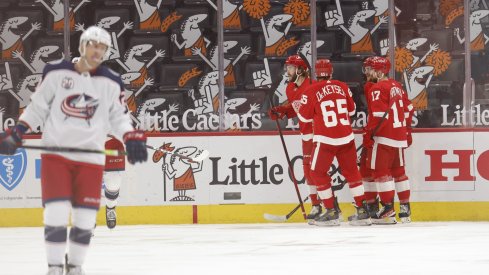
19 59 134 165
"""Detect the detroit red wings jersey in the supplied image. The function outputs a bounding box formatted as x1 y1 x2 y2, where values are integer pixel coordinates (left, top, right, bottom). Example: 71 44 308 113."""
285 78 314 141
364 81 374 114
19 59 134 165
105 137 125 171
298 79 356 145
366 79 409 148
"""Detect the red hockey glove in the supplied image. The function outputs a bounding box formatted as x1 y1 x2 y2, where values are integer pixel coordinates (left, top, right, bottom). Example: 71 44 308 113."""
123 130 148 164
0 124 27 155
362 128 374 148
268 106 287 120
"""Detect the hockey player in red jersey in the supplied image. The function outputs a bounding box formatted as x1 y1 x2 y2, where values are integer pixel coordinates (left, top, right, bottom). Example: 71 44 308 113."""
363 56 412 224
298 59 371 226
0 26 148 275
360 56 380 217
104 136 126 229
267 55 323 223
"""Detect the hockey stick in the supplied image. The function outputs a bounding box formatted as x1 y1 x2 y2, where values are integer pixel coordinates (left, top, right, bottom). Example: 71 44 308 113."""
146 145 209 162
268 97 307 220
264 197 310 222
20 145 125 156
264 160 349 222
20 144 210 163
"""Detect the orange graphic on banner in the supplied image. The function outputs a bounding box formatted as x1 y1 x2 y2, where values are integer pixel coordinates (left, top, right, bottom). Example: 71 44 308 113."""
2 39 23 60
184 36 207 56
224 64 236 87
284 0 310 26
179 67 202 87
243 0 271 19
174 168 196 190
53 11 75 32
130 67 148 88
223 9 241 29
471 32 485 51
351 33 373 53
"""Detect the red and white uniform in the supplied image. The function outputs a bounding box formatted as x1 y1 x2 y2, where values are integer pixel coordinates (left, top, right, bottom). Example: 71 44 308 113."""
284 78 315 183
360 81 376 203
298 80 365 208
364 78 410 204
366 79 409 148
284 78 314 142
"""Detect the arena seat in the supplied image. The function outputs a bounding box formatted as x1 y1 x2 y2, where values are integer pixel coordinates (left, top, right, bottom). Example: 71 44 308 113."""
158 63 202 91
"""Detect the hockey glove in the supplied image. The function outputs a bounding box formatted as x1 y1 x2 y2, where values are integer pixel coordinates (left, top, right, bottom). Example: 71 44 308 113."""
268 106 287 120
0 123 27 155
362 128 374 148
123 130 148 164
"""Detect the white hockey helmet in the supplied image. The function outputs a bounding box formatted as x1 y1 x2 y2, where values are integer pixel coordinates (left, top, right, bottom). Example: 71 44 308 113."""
79 26 111 60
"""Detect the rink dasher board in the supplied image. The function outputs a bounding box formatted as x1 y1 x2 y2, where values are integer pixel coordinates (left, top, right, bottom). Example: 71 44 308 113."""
0 130 488 225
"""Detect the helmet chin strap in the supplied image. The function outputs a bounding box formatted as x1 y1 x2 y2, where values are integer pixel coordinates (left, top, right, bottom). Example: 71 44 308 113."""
78 43 94 70
293 68 305 85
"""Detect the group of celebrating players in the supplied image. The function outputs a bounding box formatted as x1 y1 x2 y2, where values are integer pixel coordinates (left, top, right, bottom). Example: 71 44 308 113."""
268 54 414 226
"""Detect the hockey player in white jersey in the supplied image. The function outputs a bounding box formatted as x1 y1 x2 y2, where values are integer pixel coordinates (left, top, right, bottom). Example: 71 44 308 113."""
0 26 148 275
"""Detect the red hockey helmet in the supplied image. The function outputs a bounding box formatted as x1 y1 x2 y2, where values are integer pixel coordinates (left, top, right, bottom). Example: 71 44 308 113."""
362 56 376 73
285 55 308 71
315 58 333 78
369 56 391 74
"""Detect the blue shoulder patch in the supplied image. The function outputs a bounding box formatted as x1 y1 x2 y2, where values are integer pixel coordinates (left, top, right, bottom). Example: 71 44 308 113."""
95 66 124 91
42 59 75 79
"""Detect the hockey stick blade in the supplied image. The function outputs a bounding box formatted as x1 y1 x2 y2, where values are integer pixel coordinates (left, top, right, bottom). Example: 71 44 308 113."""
146 145 209 162
264 197 310 222
263 213 287 222
192 149 209 162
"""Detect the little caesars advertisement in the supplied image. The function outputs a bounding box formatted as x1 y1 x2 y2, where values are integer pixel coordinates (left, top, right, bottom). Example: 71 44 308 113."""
1 132 489 208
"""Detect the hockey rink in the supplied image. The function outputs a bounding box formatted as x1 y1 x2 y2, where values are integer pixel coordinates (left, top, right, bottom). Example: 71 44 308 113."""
1 222 489 275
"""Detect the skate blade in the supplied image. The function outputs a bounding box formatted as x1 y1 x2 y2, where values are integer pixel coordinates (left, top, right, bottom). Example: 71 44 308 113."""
307 219 316 225
315 219 340 227
372 217 397 225
349 218 372 226
400 217 411 223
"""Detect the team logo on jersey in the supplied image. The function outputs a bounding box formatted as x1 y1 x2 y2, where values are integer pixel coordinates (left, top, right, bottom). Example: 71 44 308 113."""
0 149 27 191
62 77 74 89
61 93 99 121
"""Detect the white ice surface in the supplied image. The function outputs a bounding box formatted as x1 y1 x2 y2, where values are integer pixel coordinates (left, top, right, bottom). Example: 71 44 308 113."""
1 222 489 275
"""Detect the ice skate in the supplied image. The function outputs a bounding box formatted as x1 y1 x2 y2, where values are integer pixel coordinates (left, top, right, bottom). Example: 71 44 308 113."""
106 206 117 229
399 203 411 223
372 203 397 225
333 196 343 221
66 265 85 275
367 197 380 218
348 202 372 226
315 208 340 226
306 205 322 225
46 265 63 275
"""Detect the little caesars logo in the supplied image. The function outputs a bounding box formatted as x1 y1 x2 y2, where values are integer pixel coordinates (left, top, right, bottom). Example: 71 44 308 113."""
137 110 262 131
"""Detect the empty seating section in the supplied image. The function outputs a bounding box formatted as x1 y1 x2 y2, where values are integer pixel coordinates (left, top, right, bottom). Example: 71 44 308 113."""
0 0 484 130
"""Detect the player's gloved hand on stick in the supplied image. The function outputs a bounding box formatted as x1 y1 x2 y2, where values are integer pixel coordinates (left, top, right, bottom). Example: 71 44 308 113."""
268 105 287 120
0 123 28 155
124 130 148 164
362 128 374 148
